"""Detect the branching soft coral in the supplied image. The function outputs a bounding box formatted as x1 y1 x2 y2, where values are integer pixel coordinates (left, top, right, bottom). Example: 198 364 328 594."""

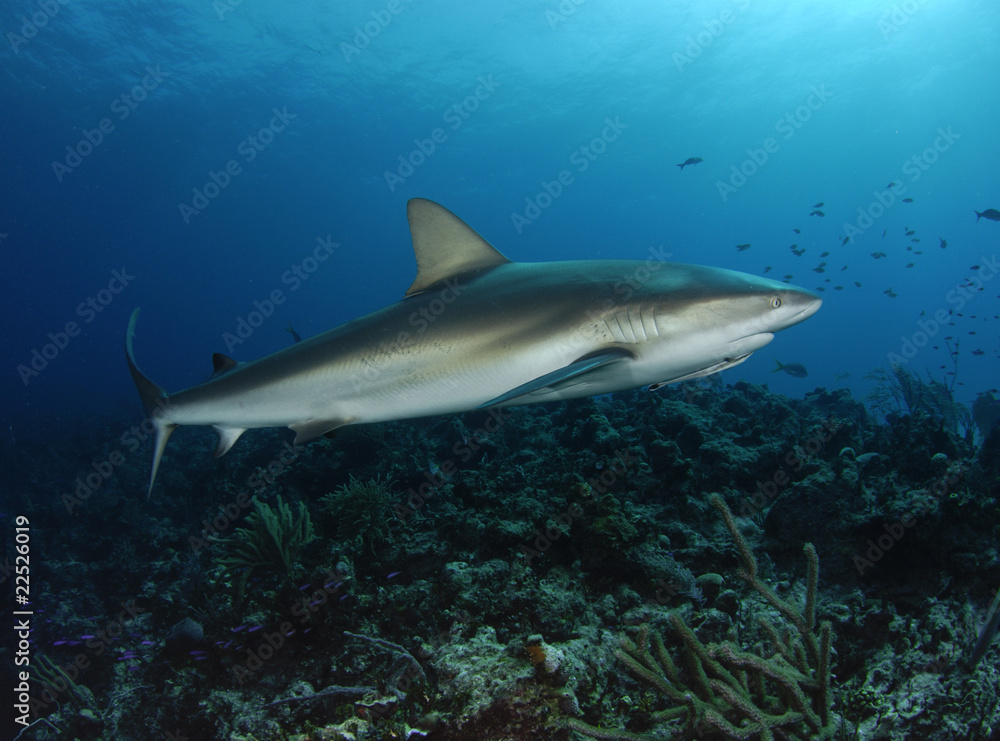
568 494 840 740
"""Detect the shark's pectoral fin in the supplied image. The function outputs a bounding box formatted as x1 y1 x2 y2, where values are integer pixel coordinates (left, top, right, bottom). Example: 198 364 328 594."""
479 349 633 408
289 418 351 444
213 426 247 457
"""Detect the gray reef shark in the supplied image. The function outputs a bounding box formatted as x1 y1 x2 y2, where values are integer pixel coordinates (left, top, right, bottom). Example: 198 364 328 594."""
127 198 821 494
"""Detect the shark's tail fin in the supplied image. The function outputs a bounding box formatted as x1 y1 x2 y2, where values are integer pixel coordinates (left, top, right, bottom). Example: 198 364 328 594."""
126 308 176 498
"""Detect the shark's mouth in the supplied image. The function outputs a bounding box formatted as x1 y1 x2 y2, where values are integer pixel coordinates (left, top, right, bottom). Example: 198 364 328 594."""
732 332 775 350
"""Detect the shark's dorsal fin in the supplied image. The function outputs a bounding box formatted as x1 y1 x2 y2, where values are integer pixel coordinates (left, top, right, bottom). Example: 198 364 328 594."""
212 353 239 378
405 198 511 297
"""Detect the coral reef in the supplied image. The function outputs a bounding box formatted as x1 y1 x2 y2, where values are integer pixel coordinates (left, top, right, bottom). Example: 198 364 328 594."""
8 378 1000 740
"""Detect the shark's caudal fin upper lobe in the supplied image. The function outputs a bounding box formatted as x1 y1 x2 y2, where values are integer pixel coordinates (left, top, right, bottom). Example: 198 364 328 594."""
125 308 175 498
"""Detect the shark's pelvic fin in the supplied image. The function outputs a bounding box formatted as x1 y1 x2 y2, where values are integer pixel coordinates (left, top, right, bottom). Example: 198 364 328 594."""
404 198 511 297
212 426 246 457
125 308 176 498
288 418 351 444
478 349 633 408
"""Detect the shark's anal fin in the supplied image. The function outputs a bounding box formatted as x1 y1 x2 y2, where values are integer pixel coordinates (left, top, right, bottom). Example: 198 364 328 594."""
289 418 351 444
478 349 633 408
405 199 511 297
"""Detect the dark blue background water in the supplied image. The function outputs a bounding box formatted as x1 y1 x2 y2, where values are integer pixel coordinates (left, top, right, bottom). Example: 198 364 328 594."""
2 0 997 439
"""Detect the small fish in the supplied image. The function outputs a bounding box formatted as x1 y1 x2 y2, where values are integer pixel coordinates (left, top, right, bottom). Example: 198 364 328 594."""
911 238 920 243
793 228 801 234
791 248 805 257
971 265 981 270
285 322 302 343
905 230 915 236
820 251 829 257
870 252 887 259
834 285 843 290
772 359 808 377
676 157 703 170
815 286 826 292
735 243 751 252
763 266 772 273
883 288 898 297
939 238 947 249
813 202 825 208
834 372 851 382
854 281 862 287
841 265 848 271
905 263 914 268
902 198 913 203
783 274 794 280
812 266 826 273
810 210 825 217
887 182 897 188
972 349 985 356
841 236 849 246
975 208 1000 222
882 229 886 238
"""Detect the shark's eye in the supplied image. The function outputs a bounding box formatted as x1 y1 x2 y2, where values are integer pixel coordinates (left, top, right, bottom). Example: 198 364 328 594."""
770 296 782 309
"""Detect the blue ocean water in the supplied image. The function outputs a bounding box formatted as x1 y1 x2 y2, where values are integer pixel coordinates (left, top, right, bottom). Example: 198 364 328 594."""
1 0 997 428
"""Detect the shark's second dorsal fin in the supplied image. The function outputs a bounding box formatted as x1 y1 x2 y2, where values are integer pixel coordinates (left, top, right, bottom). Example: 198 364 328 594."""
212 353 239 378
405 198 511 297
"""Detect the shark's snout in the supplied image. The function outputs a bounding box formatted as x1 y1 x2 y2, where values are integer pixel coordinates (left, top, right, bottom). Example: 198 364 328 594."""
796 292 823 321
